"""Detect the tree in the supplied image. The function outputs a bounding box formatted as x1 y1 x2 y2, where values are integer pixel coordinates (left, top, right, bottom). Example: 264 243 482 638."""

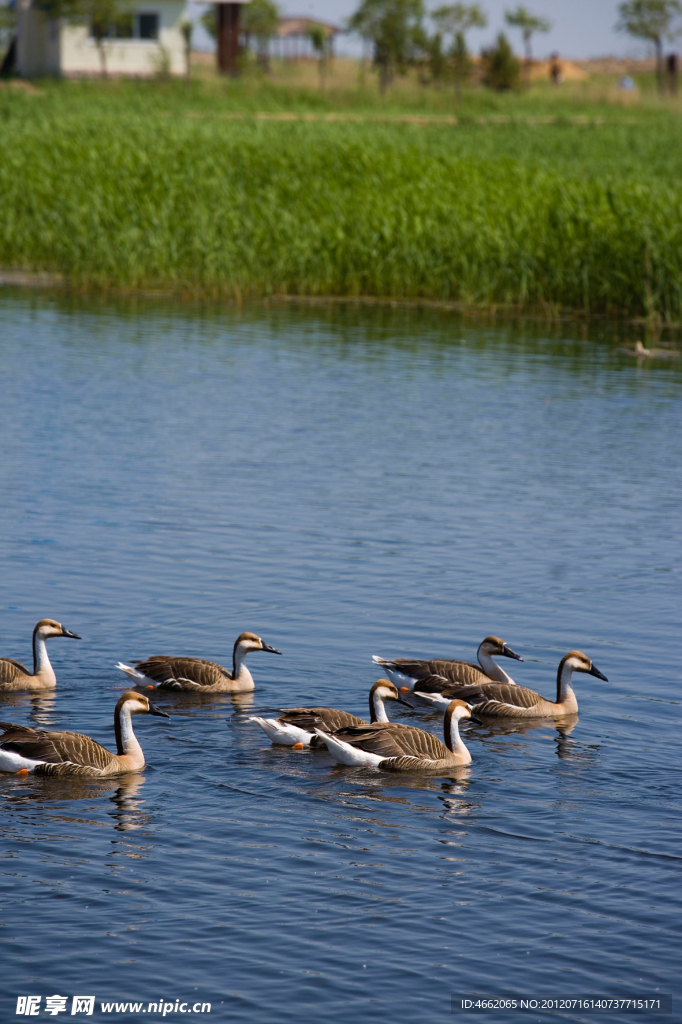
306 23 334 90
349 0 425 95
201 6 215 40
504 5 551 83
481 31 520 90
242 0 279 72
180 18 193 81
432 4 487 99
617 0 682 94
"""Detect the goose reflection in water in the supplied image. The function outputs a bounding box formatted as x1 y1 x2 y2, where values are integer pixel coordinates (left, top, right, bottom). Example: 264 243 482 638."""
151 690 254 715
108 773 151 832
0 691 58 728
415 709 580 761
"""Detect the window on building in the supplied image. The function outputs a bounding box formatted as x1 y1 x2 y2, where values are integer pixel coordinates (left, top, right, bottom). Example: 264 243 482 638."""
137 13 159 39
90 12 159 40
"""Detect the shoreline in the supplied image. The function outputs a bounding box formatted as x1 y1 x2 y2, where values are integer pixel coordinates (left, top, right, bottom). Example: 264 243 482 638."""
1 269 680 330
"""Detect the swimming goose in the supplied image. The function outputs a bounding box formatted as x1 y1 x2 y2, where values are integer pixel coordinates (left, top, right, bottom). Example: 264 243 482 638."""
372 635 522 691
414 650 607 717
116 632 281 693
620 340 679 358
0 619 81 692
0 691 170 777
249 679 412 747
316 699 474 770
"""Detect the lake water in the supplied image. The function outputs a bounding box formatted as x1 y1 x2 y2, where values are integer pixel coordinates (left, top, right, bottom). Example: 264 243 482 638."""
0 291 680 1024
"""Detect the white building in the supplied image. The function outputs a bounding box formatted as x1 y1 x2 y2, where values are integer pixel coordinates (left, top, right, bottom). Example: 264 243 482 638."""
15 0 187 77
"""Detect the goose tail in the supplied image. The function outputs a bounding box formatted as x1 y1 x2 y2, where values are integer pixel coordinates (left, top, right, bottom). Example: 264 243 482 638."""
314 729 383 767
249 717 313 747
115 662 146 682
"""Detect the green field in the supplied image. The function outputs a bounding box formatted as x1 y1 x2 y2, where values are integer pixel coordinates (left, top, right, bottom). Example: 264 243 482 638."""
1 72 682 318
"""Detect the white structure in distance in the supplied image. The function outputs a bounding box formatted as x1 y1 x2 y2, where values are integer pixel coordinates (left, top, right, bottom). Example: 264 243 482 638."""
15 0 189 77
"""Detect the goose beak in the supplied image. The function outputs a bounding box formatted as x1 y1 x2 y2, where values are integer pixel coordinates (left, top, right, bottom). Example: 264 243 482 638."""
260 642 282 655
148 701 171 718
397 692 415 708
588 663 608 681
502 644 523 661
61 628 81 639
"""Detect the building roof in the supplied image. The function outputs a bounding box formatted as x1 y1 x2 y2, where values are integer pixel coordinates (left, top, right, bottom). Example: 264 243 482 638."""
276 17 340 38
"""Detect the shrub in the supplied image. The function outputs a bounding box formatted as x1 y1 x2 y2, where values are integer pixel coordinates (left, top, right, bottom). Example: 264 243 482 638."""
481 32 521 91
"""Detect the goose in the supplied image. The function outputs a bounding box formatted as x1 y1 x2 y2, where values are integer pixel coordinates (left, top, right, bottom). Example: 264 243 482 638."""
0 619 81 692
249 679 413 747
0 691 170 777
414 650 607 718
315 699 475 771
372 635 523 691
620 340 679 358
116 632 281 693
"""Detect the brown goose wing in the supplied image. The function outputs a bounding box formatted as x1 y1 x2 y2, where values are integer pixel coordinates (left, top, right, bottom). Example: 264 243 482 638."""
0 722 64 762
463 682 542 714
0 723 115 771
135 656 229 689
42 731 117 772
334 723 449 760
0 659 31 685
279 708 366 732
384 659 489 687
426 660 489 686
381 755 447 772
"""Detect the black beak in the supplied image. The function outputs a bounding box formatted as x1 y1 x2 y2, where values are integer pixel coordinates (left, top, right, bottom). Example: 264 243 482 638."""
502 644 523 661
261 643 282 655
588 663 608 682
148 701 171 719
61 628 81 639
397 692 415 709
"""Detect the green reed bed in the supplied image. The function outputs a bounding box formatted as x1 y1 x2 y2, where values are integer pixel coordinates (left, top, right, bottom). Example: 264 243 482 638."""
2 91 682 317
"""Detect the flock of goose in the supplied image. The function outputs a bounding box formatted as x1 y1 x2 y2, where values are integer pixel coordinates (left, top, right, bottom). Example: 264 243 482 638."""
0 619 608 777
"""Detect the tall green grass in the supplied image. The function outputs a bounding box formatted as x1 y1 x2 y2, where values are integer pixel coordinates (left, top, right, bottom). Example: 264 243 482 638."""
1 87 682 317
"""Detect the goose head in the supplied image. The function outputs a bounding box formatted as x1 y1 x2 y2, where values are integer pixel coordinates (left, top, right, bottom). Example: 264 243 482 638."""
34 618 81 641
479 636 523 661
560 650 608 681
115 691 171 718
445 698 481 725
370 679 414 708
234 632 282 657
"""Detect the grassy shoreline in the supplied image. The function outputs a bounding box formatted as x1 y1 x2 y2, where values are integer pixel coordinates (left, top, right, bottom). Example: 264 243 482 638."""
2 76 682 320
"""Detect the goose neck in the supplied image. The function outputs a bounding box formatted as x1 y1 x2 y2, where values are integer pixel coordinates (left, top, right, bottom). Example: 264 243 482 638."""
444 708 469 760
114 703 143 761
32 629 55 684
477 646 514 684
369 691 389 724
556 661 576 706
232 644 254 686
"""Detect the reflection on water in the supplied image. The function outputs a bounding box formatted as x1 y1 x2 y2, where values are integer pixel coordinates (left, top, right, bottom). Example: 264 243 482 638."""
0 692 58 728
0 292 680 1023
108 774 150 833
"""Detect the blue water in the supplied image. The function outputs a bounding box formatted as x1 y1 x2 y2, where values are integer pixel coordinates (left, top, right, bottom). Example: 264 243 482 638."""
0 292 680 1024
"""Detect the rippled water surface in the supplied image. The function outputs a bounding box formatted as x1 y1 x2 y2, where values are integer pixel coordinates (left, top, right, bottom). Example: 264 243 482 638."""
0 293 680 1023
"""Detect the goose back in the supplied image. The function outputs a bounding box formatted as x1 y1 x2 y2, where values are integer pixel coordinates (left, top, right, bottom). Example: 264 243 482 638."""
132 656 230 689
278 708 366 734
0 659 32 688
332 721 450 761
0 721 118 776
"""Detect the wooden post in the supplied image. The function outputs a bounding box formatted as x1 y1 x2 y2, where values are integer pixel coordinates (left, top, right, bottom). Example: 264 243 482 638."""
217 3 241 76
